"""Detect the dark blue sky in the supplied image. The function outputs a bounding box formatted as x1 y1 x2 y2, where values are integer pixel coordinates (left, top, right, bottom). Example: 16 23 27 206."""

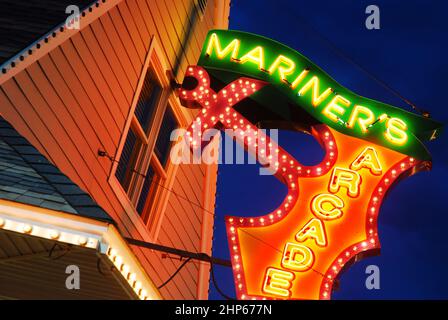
210 0 448 299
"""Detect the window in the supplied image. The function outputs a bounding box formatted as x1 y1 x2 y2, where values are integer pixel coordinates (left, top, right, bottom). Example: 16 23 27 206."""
115 66 178 222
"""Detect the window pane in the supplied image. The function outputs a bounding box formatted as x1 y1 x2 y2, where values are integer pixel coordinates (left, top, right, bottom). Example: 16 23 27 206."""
155 107 177 167
134 70 162 133
116 128 140 191
136 165 156 215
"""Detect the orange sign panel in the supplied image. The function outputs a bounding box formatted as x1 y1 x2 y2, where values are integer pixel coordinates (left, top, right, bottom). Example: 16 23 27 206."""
179 66 429 300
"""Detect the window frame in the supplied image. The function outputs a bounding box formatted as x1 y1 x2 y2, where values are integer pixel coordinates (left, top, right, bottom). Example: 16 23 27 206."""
108 37 187 238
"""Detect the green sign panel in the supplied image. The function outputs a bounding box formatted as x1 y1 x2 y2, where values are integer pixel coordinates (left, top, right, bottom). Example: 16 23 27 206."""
197 29 443 160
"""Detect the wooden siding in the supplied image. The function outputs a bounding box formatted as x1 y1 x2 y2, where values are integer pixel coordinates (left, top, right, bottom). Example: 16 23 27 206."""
0 0 224 299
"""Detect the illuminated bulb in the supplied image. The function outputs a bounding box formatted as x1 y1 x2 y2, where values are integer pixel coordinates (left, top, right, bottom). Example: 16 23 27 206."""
269 214 274 220
409 157 414 162
230 227 235 233
392 169 397 175
134 281 142 290
228 218 234 223
108 248 117 257
129 273 137 282
373 196 378 202
249 218 254 224
49 230 60 240
0 218 4 228
330 152 335 157
22 224 33 234
238 284 243 289
324 132 330 137
78 236 88 246
362 241 367 248
140 290 147 298
260 218 265 223
122 264 130 275
115 256 123 267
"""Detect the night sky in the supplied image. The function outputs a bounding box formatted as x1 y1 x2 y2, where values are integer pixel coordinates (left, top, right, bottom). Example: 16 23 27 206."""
209 0 448 299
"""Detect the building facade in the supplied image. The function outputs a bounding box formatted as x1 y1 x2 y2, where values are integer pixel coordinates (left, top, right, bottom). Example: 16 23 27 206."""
0 0 230 299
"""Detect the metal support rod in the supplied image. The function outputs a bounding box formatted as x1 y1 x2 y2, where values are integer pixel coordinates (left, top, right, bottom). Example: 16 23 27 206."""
124 237 231 267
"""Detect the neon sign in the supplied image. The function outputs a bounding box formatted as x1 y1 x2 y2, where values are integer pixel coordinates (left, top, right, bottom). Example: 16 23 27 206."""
179 30 443 300
198 30 442 160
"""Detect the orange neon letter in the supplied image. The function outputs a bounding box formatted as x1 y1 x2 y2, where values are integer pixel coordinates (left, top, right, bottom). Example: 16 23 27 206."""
239 46 265 70
281 242 314 272
298 76 333 107
205 33 240 60
347 105 375 132
350 147 382 175
322 95 350 122
311 193 344 220
262 268 294 298
268 55 295 82
329 167 361 197
295 218 327 247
